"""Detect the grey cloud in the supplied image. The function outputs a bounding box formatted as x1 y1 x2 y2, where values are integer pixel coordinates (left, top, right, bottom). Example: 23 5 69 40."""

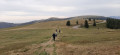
0 0 120 23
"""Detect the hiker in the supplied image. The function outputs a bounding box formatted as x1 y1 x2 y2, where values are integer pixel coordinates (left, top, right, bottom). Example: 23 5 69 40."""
52 33 56 41
59 29 61 33
55 31 58 37
56 29 57 32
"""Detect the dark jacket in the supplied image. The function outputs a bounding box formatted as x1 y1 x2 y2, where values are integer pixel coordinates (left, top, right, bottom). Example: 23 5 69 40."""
52 33 56 37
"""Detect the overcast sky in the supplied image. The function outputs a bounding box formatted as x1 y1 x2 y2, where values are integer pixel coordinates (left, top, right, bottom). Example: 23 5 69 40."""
0 0 120 23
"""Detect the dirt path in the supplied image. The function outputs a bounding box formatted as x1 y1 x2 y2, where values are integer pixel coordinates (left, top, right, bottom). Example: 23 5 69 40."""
72 25 80 29
40 37 54 55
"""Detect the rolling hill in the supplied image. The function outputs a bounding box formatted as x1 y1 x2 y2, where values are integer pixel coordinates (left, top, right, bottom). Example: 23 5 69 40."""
68 15 108 20
0 15 109 28
0 22 18 28
110 16 120 19
0 18 120 55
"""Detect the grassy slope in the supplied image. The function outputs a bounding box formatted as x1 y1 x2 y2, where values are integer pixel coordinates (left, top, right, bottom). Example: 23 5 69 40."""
57 22 120 55
0 23 56 54
61 23 120 44
0 19 119 55
0 29 54 54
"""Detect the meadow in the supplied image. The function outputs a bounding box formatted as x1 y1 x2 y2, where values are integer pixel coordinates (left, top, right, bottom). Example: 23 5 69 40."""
0 19 119 55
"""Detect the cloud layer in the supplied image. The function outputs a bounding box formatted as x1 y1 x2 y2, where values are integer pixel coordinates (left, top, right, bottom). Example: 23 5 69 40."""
0 0 120 23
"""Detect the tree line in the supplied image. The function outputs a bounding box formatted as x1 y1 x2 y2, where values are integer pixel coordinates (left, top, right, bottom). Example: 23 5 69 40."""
106 18 120 29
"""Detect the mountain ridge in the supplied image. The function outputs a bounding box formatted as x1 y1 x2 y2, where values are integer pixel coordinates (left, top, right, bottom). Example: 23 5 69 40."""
0 15 111 28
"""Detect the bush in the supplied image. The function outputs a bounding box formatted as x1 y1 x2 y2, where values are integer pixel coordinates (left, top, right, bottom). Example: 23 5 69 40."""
76 20 79 25
106 18 120 29
84 20 89 28
66 20 71 26
93 19 96 26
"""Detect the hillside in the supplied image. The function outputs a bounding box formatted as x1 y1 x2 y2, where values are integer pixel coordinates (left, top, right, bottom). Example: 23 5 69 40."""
0 22 18 28
0 15 109 29
0 18 120 55
69 15 108 20
110 16 120 19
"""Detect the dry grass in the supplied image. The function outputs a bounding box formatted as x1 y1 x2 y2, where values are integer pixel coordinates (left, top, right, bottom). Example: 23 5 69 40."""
0 29 54 54
55 22 120 55
0 19 119 55
56 41 120 55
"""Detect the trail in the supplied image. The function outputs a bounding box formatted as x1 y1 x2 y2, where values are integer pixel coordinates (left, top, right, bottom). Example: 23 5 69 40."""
40 37 54 55
72 25 80 29
72 20 106 29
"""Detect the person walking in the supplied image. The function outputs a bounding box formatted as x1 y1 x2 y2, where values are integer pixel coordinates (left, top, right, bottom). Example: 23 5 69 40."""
59 29 61 33
55 31 58 37
56 29 57 32
52 33 56 41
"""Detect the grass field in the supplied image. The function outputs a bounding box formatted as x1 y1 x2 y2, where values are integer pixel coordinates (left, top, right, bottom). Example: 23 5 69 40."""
0 28 54 55
0 19 120 55
56 23 120 55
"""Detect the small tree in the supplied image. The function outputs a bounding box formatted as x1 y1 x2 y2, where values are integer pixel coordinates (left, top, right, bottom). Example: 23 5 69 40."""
89 18 91 21
76 20 78 25
93 19 96 26
84 20 89 28
66 20 71 26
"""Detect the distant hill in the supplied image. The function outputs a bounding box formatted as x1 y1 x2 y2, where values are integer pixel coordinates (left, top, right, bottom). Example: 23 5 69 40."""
69 15 108 20
39 17 64 22
0 18 64 28
110 16 120 19
0 22 18 28
0 15 110 28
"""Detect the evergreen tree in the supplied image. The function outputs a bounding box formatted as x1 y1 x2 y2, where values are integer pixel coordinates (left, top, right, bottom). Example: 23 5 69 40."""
84 20 89 28
93 19 96 26
106 18 120 29
66 20 71 26
89 18 91 21
76 20 79 25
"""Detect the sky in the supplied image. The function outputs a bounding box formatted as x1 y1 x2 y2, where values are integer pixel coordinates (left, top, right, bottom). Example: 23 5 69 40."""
0 0 120 23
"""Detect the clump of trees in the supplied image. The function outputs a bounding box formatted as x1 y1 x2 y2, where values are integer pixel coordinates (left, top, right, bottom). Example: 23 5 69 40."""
84 20 89 28
106 18 120 29
66 20 71 26
76 20 79 25
93 19 96 26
